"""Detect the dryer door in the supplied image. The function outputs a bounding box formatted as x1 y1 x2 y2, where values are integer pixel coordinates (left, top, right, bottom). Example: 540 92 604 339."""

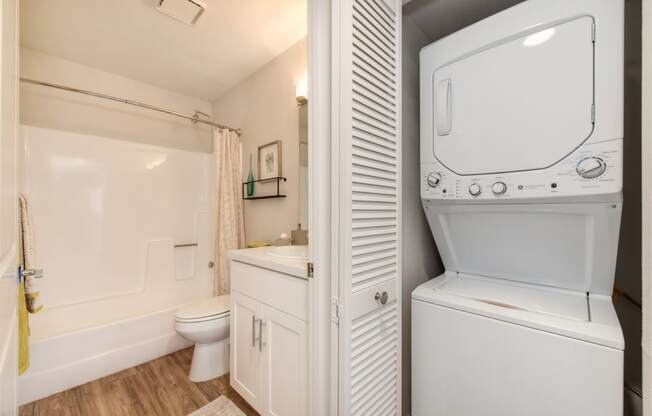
432 16 594 175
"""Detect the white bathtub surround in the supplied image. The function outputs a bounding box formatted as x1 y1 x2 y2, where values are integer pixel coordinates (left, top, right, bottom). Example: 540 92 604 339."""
19 125 214 402
213 128 245 295
18 307 191 405
21 125 213 339
174 296 231 382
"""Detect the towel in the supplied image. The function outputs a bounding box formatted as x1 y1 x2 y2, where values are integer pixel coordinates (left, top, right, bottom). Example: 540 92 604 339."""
18 283 30 375
18 194 42 375
19 194 42 313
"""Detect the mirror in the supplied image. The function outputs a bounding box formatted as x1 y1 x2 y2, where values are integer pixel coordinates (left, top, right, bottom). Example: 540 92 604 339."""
298 103 308 229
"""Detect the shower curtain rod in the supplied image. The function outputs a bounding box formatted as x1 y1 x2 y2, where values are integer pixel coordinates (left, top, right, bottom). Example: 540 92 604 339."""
20 77 242 136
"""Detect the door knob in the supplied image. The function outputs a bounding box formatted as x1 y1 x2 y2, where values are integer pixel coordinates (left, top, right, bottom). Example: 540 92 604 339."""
375 291 389 305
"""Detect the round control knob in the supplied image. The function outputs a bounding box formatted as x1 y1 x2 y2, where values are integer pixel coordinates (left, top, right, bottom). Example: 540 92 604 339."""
426 172 442 188
491 181 507 195
468 183 482 197
576 157 606 179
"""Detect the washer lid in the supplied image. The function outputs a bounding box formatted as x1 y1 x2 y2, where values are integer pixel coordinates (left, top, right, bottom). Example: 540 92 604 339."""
412 272 624 350
431 16 594 175
175 295 231 321
436 273 588 322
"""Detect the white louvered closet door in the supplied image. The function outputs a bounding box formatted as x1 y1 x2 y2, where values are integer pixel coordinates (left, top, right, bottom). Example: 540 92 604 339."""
335 0 401 414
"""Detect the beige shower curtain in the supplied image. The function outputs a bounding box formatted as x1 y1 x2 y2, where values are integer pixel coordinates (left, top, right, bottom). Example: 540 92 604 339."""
213 128 245 295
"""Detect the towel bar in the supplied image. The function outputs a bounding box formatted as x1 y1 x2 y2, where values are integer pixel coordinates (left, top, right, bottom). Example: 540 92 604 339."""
19 265 44 279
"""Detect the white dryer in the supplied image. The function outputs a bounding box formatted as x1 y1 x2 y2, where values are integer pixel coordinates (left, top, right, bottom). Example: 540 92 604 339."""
414 0 625 415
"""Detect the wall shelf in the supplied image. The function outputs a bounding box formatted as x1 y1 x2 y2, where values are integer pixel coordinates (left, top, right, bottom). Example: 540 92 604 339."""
242 177 287 200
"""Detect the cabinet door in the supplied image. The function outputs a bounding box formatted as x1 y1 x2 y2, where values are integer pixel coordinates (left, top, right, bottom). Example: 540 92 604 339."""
261 305 308 416
230 291 263 409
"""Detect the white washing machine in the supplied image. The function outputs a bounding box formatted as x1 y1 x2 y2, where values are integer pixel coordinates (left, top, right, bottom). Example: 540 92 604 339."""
413 0 625 415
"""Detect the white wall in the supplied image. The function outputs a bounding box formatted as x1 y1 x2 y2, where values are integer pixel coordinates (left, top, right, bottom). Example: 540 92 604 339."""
211 38 307 243
20 48 213 153
400 14 443 416
21 125 214 339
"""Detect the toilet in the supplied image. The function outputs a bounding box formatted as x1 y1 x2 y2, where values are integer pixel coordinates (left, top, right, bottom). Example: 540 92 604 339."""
174 295 230 382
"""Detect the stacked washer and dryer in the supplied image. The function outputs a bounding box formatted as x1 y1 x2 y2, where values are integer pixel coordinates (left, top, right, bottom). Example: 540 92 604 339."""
412 0 625 415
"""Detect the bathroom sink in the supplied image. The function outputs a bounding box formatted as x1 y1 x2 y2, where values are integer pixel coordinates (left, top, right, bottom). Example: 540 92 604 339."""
266 245 308 260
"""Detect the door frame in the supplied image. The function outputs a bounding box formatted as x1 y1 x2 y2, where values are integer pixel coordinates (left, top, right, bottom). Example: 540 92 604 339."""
0 0 20 413
307 1 335 416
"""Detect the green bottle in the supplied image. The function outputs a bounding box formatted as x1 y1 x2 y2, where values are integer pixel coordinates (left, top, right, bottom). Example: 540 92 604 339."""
247 154 255 197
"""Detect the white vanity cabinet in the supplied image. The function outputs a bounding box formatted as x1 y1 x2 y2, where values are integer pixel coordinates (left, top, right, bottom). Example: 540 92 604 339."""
229 259 309 416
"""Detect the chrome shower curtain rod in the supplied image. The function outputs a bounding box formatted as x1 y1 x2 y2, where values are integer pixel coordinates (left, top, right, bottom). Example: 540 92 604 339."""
20 77 242 136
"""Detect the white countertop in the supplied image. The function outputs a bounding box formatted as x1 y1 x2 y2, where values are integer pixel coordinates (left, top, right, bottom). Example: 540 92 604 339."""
227 247 308 279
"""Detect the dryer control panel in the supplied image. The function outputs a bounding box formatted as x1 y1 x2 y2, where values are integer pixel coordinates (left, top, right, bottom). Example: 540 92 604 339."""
421 140 622 202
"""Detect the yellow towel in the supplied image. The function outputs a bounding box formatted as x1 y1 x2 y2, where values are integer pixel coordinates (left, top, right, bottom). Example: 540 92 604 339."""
18 283 30 375
18 194 42 375
19 194 42 313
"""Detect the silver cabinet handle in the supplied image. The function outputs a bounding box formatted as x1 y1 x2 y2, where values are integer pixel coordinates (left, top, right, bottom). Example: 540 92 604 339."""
258 319 264 351
251 315 257 347
375 291 389 305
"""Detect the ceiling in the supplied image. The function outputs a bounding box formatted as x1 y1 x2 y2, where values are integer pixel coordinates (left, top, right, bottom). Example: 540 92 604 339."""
403 0 525 42
20 0 307 102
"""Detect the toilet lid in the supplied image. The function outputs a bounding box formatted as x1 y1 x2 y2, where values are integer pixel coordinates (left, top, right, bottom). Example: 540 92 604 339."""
175 295 231 321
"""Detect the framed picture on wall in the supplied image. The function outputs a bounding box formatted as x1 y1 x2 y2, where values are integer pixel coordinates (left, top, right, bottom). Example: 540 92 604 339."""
258 140 282 181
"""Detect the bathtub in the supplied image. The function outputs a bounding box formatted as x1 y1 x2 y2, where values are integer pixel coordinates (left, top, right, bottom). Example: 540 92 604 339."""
18 126 224 405
21 304 226 406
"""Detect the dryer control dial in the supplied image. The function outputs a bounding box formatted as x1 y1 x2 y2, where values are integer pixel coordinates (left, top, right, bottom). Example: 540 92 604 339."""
426 172 442 188
468 183 482 196
491 182 507 195
576 157 606 179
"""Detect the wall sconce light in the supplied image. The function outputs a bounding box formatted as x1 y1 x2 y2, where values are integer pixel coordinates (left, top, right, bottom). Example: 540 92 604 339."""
296 76 308 106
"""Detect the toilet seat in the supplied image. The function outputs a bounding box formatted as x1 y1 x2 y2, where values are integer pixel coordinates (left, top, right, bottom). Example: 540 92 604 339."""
175 295 230 323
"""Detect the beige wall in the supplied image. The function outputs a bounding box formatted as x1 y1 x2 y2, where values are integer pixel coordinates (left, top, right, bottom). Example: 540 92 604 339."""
211 38 307 243
400 15 443 416
20 48 213 152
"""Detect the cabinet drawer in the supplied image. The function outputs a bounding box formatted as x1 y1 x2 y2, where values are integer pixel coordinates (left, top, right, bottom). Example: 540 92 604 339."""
231 260 309 321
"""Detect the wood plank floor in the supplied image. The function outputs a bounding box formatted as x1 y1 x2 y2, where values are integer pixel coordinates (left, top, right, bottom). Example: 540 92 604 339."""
19 348 259 416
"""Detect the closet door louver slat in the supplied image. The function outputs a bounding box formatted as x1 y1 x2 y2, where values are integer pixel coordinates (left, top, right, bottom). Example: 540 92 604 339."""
337 0 401 413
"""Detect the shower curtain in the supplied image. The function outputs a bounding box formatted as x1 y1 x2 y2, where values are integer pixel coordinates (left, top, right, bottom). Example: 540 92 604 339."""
213 128 245 295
